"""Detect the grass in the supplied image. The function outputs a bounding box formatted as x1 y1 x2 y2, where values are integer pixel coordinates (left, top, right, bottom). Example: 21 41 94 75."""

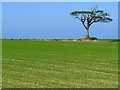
2 39 118 88
0 40 2 89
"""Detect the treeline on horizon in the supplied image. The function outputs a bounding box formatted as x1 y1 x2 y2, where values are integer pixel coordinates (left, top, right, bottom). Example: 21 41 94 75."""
1 38 120 42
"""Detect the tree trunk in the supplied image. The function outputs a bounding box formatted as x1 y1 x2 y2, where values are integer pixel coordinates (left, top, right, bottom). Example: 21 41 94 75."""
86 29 89 39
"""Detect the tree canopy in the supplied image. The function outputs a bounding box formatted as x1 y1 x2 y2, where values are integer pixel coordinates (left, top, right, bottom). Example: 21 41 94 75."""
70 6 112 39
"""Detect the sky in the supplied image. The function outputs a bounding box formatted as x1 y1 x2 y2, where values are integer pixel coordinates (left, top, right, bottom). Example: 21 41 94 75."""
2 0 119 2
0 2 2 38
2 2 118 39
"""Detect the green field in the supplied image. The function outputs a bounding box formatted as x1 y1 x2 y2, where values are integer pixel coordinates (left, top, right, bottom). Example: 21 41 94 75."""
2 40 118 88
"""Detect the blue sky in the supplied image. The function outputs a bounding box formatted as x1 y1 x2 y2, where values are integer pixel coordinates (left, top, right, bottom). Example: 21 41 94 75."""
2 2 118 39
0 2 2 38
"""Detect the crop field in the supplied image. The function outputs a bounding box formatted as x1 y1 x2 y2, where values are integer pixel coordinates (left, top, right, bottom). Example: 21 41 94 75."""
2 40 118 88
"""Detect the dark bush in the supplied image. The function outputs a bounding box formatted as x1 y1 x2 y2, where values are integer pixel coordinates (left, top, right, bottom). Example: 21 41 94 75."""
110 39 120 42
53 39 60 41
89 37 97 40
